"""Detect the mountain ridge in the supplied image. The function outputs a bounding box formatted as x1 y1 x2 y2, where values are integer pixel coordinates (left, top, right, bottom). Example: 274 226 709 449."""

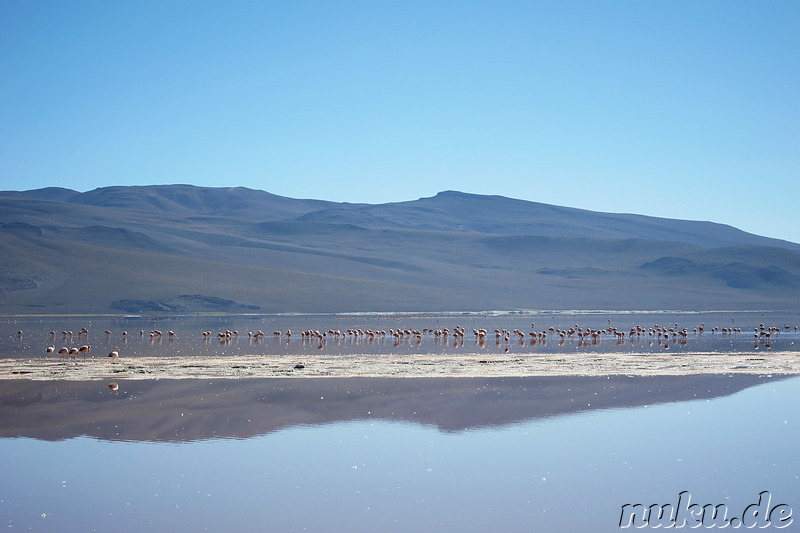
7 184 798 248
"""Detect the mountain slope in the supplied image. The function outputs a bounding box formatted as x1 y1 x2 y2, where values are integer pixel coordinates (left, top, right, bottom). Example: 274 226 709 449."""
1 184 799 313
300 190 799 249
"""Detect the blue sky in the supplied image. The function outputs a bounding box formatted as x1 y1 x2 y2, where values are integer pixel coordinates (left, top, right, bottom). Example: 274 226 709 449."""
1 1 798 243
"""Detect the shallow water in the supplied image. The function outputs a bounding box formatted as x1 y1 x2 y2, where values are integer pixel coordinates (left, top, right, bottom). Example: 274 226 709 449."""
2 310 800 359
1 374 798 532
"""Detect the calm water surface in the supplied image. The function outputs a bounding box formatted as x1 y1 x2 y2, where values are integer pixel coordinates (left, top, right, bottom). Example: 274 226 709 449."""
1 374 798 532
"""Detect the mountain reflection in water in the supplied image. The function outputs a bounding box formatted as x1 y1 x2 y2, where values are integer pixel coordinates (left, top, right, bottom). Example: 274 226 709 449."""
0 374 788 442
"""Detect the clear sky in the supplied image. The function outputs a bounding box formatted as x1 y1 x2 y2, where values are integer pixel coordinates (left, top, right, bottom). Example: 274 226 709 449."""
1 1 798 243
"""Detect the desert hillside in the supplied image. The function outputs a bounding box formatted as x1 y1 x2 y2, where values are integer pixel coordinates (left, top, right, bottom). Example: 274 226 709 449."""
2 185 799 314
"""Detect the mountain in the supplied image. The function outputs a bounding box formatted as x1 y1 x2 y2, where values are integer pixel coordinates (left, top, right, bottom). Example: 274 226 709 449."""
1 184 799 314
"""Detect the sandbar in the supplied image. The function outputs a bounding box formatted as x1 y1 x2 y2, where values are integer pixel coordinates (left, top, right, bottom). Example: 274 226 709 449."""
1 351 798 380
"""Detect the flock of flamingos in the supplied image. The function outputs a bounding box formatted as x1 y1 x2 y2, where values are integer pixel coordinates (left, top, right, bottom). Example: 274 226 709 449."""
16 320 799 359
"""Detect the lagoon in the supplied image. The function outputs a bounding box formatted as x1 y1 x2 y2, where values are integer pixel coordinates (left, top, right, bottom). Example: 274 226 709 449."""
1 374 797 532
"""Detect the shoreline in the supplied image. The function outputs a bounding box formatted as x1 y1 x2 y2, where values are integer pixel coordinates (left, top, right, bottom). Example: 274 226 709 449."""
1 351 799 380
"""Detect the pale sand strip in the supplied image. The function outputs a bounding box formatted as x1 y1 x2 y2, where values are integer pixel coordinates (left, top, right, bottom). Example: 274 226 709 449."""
1 351 799 380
